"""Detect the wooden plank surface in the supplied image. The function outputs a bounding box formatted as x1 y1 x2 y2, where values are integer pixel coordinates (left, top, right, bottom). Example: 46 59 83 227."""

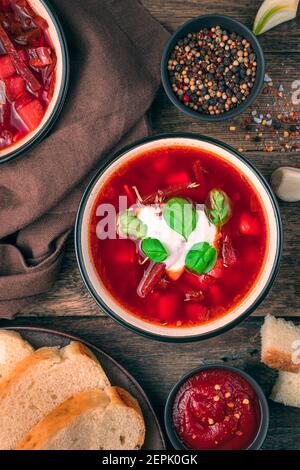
3 0 300 451
142 0 300 53
0 316 299 450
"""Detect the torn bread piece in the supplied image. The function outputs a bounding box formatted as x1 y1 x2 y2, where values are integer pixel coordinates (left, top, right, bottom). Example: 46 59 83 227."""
17 387 145 450
0 330 33 381
0 342 110 450
270 370 300 408
261 315 300 372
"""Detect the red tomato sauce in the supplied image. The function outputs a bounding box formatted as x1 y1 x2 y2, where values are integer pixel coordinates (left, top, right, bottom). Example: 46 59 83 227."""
0 0 56 150
89 145 268 328
172 368 261 450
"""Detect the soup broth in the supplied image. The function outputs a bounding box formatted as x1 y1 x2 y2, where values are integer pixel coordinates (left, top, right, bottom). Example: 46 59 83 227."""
89 145 268 328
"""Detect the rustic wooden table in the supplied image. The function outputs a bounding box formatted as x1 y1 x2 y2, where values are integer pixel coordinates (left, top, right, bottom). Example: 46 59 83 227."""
0 0 299 450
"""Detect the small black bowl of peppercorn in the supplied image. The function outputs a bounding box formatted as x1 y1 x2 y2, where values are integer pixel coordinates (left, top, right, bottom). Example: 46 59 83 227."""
161 15 265 121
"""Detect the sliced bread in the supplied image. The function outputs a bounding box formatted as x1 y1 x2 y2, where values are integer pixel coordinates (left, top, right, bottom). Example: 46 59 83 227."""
0 330 34 381
270 370 300 408
261 315 300 372
0 341 110 450
17 387 145 450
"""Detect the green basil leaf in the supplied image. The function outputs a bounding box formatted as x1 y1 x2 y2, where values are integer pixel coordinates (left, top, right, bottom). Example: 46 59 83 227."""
205 189 232 227
117 210 147 240
185 242 217 275
141 237 168 262
163 197 197 241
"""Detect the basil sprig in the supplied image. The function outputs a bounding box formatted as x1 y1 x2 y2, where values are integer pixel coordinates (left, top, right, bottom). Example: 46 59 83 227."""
205 189 232 227
185 242 217 275
117 210 147 240
141 237 168 262
163 197 197 241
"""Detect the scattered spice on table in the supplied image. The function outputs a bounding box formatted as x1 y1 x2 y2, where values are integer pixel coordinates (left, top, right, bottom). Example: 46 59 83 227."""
167 26 257 116
230 73 300 152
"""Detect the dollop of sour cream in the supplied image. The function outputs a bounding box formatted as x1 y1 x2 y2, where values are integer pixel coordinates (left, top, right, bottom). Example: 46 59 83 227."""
136 204 217 279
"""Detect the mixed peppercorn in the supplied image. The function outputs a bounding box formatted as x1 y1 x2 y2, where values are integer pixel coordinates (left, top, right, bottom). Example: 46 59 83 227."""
167 26 257 116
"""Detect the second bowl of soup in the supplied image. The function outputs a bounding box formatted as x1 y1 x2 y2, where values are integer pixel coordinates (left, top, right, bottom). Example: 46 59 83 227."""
0 0 69 163
75 134 282 341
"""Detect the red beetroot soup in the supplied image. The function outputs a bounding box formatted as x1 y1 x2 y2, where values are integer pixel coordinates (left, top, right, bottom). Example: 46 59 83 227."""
172 368 261 450
89 145 268 328
0 0 57 151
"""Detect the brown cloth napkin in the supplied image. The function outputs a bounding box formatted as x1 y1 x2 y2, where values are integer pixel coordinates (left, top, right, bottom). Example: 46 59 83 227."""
0 0 169 318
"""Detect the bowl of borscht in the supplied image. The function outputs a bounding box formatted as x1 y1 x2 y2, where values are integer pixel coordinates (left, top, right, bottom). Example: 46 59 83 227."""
164 365 269 450
75 134 282 342
0 0 69 163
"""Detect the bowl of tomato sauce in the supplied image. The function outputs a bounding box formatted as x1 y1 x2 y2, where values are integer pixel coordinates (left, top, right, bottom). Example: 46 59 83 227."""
165 365 269 450
75 133 282 342
0 0 69 163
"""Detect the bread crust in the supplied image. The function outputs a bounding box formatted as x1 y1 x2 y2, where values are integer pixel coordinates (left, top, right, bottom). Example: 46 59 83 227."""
112 387 143 417
0 343 110 398
64 342 99 362
0 347 61 397
262 348 300 373
16 387 145 451
16 390 110 450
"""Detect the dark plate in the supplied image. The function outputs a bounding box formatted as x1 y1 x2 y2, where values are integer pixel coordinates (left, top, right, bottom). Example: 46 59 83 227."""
1 326 166 450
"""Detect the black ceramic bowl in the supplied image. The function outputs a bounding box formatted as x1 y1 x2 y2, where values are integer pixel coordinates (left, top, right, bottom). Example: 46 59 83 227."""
164 364 270 450
161 14 265 122
0 0 69 164
75 133 282 343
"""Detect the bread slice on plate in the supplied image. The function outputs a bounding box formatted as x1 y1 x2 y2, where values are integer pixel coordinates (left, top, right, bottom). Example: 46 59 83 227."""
0 330 34 381
0 341 110 450
261 315 300 372
270 370 300 408
17 387 145 450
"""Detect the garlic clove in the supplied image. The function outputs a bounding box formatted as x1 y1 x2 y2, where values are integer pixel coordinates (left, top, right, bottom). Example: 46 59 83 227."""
271 166 300 202
253 0 300 36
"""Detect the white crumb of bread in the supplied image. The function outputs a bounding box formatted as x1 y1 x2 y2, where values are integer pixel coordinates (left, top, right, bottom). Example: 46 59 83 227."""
0 331 34 381
261 315 300 372
271 370 300 408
